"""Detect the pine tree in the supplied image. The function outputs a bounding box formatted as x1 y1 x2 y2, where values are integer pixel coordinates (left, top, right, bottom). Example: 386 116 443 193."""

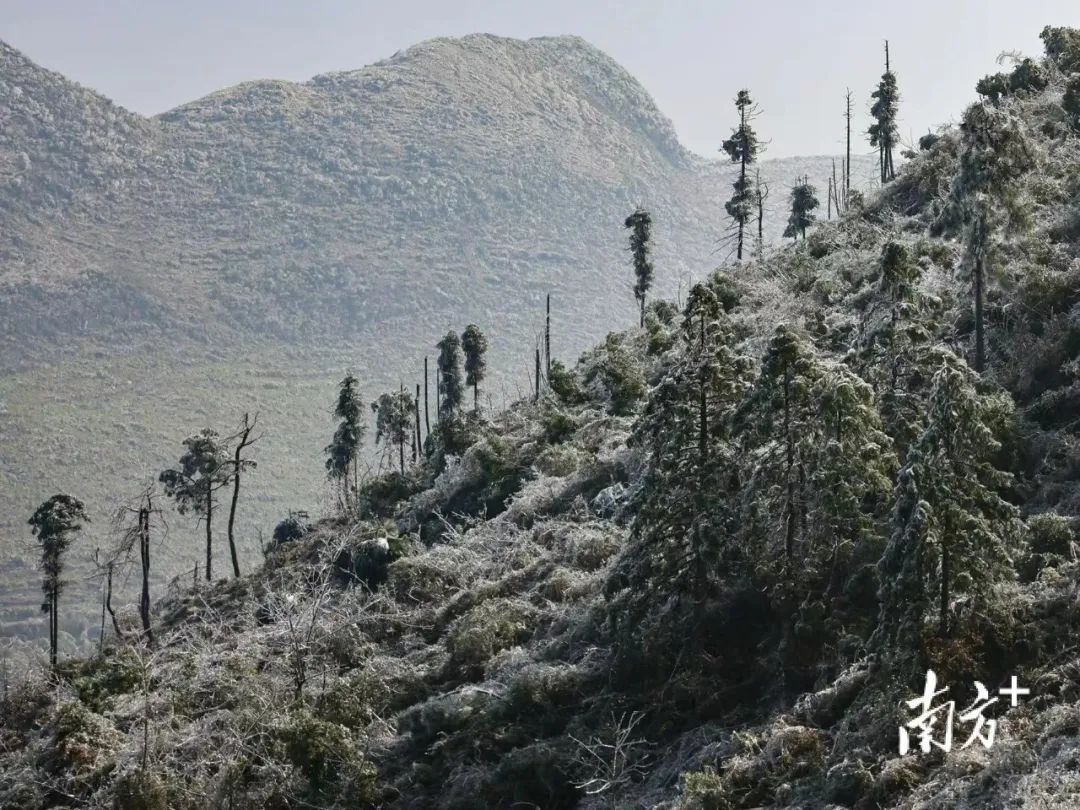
855 241 937 453
372 389 415 475
324 374 365 503
879 355 1019 643
722 90 762 260
735 326 823 564
606 282 752 656
160 429 231 582
437 331 465 418
624 208 654 326
806 365 895 594
869 41 900 184
783 178 819 241
30 494 89 668
948 102 1032 372
461 324 489 412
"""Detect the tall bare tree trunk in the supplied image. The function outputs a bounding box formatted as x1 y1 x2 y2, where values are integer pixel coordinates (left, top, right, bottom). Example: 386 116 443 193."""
424 357 431 440
415 383 422 460
139 507 152 642
226 414 257 579
845 89 852 208
738 103 749 260
106 560 124 641
974 253 985 373
205 486 213 583
783 367 795 561
545 294 551 377
50 589 57 670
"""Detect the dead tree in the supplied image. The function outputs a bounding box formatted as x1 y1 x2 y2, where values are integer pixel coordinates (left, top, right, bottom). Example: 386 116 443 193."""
545 293 552 377
110 485 168 644
414 383 421 462
225 413 261 579
423 356 431 441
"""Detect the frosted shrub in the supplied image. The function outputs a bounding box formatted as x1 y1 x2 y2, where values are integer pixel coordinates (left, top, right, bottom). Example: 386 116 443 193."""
446 598 533 673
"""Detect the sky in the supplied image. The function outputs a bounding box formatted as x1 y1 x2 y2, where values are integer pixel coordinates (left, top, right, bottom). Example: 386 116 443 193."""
2 1 1079 160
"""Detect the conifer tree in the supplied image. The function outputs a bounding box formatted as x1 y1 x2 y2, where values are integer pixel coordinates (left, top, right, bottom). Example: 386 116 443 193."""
947 102 1031 372
722 90 762 260
160 429 231 582
807 366 895 593
869 41 900 184
372 390 415 475
30 494 89 668
735 326 823 563
461 324 489 412
783 178 819 241
879 355 1019 643
624 208 654 326
855 242 937 453
324 374 365 503
606 282 752 650
437 331 465 418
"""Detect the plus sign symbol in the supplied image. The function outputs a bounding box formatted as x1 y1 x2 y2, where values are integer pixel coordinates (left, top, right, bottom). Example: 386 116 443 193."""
999 676 1029 707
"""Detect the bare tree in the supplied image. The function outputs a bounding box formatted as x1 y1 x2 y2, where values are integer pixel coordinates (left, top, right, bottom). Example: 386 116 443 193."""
571 711 652 806
225 413 261 579
110 484 168 644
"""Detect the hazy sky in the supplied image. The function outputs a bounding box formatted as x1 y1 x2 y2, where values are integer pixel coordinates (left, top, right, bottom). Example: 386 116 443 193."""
2 1 1079 159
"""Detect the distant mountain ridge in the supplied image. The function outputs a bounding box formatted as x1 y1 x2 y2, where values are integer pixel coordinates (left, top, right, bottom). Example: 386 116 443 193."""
0 33 875 372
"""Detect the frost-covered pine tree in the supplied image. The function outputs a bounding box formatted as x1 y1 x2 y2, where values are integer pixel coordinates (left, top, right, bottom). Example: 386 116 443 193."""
624 208 654 326
869 41 900 184
437 331 465 418
735 325 823 564
783 177 819 241
855 241 937 454
606 282 751 662
30 494 89 668
324 373 365 503
947 101 1031 372
878 355 1020 643
806 365 895 593
372 389 415 475
159 429 231 582
722 90 762 261
461 324 489 412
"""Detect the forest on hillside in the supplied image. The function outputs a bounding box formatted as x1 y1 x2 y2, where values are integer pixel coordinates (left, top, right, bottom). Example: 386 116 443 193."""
4 22 1080 810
